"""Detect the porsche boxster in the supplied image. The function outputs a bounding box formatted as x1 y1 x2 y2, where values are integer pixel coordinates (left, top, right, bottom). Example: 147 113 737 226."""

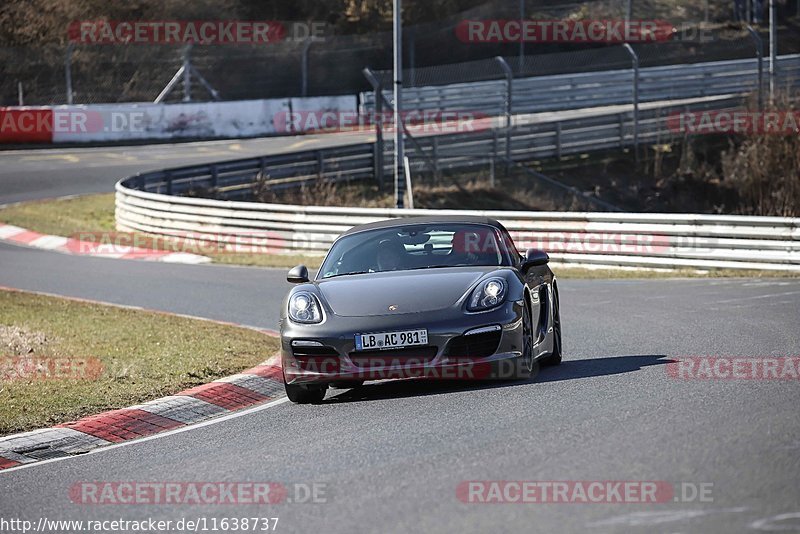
280 215 562 403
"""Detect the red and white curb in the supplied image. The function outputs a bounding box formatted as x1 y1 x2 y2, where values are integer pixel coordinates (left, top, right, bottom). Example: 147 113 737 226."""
0 360 285 471
0 223 210 264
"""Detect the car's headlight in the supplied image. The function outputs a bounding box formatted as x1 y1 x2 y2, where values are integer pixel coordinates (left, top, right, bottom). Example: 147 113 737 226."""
467 277 507 311
288 292 323 323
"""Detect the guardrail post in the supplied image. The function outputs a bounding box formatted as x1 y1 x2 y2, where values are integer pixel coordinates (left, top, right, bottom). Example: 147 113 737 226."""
622 43 639 162
494 57 513 171
618 114 625 148
317 151 325 181
362 67 385 190
555 122 562 160
210 165 218 193
165 171 173 196
746 25 764 110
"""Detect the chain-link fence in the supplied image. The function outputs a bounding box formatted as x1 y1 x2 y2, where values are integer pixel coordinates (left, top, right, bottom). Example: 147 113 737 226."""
373 25 799 89
2 0 799 105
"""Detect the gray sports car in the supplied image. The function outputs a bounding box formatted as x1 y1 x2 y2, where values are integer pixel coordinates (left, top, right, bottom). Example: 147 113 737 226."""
279 215 562 403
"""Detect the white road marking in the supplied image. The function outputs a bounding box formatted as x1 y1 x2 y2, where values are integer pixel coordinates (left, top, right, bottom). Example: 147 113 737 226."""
715 290 800 304
588 507 748 527
750 512 800 531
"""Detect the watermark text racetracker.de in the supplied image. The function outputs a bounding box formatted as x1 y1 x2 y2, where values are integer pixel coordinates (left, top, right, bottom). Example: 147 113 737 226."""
457 481 714 504
0 517 279 533
1 356 103 382
0 109 145 137
68 232 287 256
66 230 729 257
273 110 489 135
668 110 800 135
68 20 327 45
70 481 327 505
456 19 716 43
667 357 800 380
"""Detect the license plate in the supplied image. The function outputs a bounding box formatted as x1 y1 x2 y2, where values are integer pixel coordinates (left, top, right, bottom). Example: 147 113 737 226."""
354 329 428 351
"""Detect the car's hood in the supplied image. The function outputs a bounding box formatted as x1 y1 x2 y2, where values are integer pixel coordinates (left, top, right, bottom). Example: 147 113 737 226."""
316 267 499 317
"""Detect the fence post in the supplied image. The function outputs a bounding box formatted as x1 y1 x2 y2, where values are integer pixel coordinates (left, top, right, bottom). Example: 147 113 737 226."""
768 0 777 104
622 43 639 161
182 45 192 102
518 0 525 72
65 43 74 105
746 25 764 110
302 38 313 97
494 57 513 169
408 29 416 87
362 67 385 190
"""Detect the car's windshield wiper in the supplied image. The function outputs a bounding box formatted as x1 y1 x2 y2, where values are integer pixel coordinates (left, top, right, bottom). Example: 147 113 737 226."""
323 270 371 279
407 264 492 270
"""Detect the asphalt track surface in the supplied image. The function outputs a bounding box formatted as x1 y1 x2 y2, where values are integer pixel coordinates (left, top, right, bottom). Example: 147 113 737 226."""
1 139 799 533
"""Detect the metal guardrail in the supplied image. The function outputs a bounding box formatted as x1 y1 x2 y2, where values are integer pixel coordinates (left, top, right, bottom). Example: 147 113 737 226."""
116 184 800 271
124 94 745 202
360 55 800 117
116 54 800 272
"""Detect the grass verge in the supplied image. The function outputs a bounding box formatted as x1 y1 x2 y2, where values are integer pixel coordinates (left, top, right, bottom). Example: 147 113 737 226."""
0 289 279 436
0 194 324 269
1 194 797 278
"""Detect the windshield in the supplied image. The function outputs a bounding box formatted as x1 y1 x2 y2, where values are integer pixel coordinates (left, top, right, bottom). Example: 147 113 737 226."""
318 223 512 279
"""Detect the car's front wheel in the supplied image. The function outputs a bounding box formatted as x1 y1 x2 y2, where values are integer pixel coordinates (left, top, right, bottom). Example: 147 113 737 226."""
542 285 562 366
284 376 327 404
513 300 538 380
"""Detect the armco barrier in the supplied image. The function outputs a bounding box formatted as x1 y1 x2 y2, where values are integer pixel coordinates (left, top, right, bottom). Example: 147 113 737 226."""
120 94 745 202
116 184 800 271
361 55 800 117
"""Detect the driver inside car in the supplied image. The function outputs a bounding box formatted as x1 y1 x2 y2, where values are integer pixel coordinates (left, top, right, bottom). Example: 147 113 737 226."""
375 239 406 271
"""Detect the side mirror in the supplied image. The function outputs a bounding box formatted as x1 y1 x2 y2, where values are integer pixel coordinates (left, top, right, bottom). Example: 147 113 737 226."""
521 248 549 272
287 265 309 284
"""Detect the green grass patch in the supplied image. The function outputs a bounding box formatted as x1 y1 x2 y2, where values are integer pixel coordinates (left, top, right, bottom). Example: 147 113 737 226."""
0 289 279 436
0 194 116 236
0 194 323 269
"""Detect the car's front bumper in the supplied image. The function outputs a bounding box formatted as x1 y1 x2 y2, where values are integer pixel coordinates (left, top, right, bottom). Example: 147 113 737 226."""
281 301 529 385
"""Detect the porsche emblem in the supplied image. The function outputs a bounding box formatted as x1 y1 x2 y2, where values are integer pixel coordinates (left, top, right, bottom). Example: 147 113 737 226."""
388 304 399 311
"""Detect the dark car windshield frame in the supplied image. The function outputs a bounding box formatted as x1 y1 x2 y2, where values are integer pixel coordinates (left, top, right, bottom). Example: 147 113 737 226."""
316 223 514 280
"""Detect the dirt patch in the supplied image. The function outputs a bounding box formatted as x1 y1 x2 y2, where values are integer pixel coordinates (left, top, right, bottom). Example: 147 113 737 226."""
0 325 51 355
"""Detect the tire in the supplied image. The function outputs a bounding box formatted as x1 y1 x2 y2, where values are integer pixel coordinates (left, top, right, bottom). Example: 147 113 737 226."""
514 300 538 380
542 285 563 367
284 377 327 404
